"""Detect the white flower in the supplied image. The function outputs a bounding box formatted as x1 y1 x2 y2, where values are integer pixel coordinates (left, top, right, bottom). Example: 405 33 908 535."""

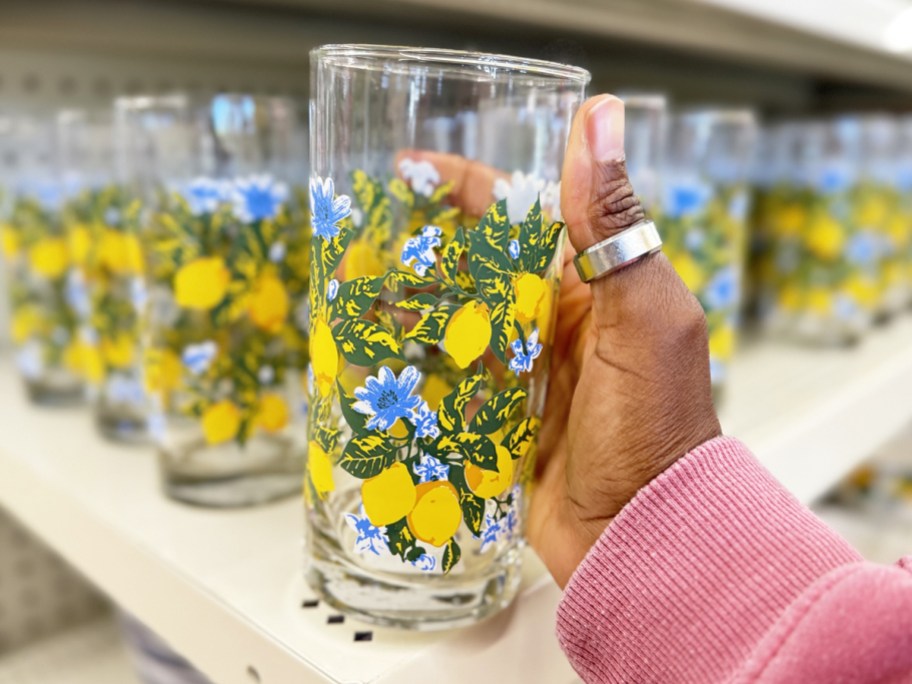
541 181 563 221
399 158 441 197
268 242 286 263
129 279 148 312
183 177 229 215
494 171 545 224
181 340 218 375
327 279 339 302
258 365 275 385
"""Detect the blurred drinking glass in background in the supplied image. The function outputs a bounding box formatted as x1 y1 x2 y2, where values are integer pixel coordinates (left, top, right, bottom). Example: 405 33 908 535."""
662 108 757 397
118 93 309 507
621 93 666 214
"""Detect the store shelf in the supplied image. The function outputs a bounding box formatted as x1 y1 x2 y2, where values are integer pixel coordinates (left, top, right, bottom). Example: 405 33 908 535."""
1 317 911 683
0 617 138 684
719 316 912 504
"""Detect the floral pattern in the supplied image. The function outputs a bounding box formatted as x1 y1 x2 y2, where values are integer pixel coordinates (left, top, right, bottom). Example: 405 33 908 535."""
305 165 561 573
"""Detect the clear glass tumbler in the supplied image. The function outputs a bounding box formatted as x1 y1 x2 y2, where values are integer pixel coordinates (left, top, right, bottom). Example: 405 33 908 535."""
621 93 666 214
59 108 150 440
118 93 310 507
305 45 588 629
662 109 756 396
2 114 85 404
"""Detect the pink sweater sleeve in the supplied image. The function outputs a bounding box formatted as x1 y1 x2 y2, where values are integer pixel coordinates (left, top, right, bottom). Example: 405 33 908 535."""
556 436 912 683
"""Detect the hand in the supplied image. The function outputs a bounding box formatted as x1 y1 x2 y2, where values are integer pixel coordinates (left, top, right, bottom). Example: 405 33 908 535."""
526 95 721 587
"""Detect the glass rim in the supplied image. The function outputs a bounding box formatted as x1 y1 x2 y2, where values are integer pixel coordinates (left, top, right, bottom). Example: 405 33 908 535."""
312 44 591 85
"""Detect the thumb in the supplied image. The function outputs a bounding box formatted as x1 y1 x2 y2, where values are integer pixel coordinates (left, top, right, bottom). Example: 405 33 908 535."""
560 94 699 334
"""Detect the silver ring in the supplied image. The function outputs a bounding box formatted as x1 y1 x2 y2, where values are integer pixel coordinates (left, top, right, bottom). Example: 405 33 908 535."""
573 220 663 283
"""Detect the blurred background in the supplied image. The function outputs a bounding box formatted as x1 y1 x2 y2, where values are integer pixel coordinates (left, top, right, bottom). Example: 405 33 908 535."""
3 1 912 682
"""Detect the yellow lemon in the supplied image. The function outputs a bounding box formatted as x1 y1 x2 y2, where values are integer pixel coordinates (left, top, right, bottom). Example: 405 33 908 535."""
144 348 181 393
774 205 806 237
0 225 18 258
407 480 462 547
421 375 450 411
669 253 705 293
844 275 879 308
806 217 845 261
174 257 230 310
361 462 417 527
124 234 145 275
310 318 338 397
80 344 105 384
67 225 92 267
344 239 386 280
256 393 289 432
248 273 289 333
444 301 491 369
708 325 735 362
11 306 40 344
514 273 548 325
63 340 85 374
807 288 832 315
778 286 803 313
854 198 887 227
536 283 555 342
308 441 335 497
28 238 69 280
464 445 514 499
886 216 910 250
201 400 241 445
101 334 135 369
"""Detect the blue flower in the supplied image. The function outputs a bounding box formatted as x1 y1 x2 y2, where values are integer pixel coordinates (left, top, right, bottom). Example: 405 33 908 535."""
664 182 711 219
310 176 351 241
65 271 91 318
181 340 218 375
401 225 442 276
480 513 503 552
846 232 880 267
327 279 339 302
411 554 437 572
352 366 423 431
508 239 521 260
728 192 749 221
183 177 228 215
129 279 148 312
104 207 122 227
106 375 146 406
345 507 389 556
230 174 288 223
817 166 852 195
16 342 43 379
508 328 543 375
409 400 440 439
414 452 449 483
703 268 739 310
834 294 859 322
147 412 167 444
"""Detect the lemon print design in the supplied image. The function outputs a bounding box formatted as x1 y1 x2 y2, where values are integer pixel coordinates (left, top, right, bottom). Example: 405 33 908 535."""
310 318 338 397
708 325 735 363
201 400 242 445
513 273 548 325
101 334 136 369
407 481 462 547
308 441 335 498
669 252 705 293
464 445 514 499
806 216 844 261
344 239 386 280
28 238 69 280
11 306 41 344
1 226 18 258
67 225 92 266
444 301 491 369
361 462 417 527
174 257 230 311
143 348 181 394
248 273 290 333
80 344 105 384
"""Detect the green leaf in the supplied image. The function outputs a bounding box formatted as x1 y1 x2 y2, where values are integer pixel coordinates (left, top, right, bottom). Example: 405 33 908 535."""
439 228 465 285
504 416 541 460
470 387 528 434
339 434 396 478
477 199 511 251
386 517 418 560
351 170 393 242
333 319 401 365
337 382 369 434
521 216 565 273
313 223 355 297
395 292 438 312
438 432 498 469
488 288 516 365
313 425 340 453
442 538 461 574
386 269 433 291
404 303 457 344
438 374 484 434
331 275 384 319
387 178 415 208
450 466 485 535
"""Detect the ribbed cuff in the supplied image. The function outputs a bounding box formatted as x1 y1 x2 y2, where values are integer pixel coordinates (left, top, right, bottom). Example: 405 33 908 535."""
556 436 863 683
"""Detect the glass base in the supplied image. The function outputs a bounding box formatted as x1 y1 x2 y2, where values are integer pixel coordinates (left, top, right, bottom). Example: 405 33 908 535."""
24 376 84 406
306 517 524 631
95 405 148 444
159 433 301 508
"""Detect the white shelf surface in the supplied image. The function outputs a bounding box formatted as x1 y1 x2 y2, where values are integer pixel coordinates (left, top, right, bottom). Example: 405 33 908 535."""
1 317 912 682
0 617 138 684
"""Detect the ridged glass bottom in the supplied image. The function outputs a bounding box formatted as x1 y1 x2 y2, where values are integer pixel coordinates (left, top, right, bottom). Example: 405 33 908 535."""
24 375 84 406
95 403 148 444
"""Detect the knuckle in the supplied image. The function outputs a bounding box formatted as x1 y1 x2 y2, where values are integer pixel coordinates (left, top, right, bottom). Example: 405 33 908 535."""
587 159 646 235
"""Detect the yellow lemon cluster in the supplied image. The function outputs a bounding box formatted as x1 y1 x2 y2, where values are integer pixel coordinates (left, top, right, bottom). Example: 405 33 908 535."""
444 301 491 369
174 257 230 310
28 238 69 280
99 230 144 275
464 445 514 499
513 273 548 325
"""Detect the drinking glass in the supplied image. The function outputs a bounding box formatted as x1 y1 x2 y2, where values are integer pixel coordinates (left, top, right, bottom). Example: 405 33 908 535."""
117 93 310 506
59 108 149 440
621 93 666 213
662 109 756 395
306 44 588 629
2 114 85 404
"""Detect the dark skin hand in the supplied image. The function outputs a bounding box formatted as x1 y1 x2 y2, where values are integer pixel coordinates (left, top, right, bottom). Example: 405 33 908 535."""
401 94 721 588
